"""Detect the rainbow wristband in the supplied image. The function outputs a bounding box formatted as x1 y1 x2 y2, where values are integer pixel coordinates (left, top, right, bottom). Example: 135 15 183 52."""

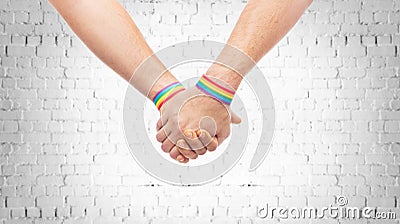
196 75 235 105
153 82 185 111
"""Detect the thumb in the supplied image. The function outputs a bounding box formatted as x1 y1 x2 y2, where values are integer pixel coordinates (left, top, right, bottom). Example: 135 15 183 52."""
230 111 241 124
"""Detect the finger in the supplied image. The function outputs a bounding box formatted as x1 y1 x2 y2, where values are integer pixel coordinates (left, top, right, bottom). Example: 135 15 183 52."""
207 138 219 152
196 129 213 148
170 147 189 163
177 140 198 160
230 111 241 124
160 111 169 126
156 128 168 143
195 148 207 155
156 119 163 132
194 129 210 155
183 129 205 152
199 116 217 137
161 138 174 153
177 154 189 163
198 129 219 152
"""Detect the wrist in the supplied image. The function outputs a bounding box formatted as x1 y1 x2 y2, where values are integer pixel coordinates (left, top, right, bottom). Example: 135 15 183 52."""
205 64 243 91
152 81 184 111
196 74 236 105
148 72 181 99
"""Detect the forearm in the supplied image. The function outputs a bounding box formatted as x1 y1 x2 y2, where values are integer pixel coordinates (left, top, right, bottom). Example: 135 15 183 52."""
49 0 177 100
207 0 313 90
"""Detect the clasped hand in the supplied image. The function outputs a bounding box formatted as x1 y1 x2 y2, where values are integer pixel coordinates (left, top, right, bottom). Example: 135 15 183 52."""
155 85 241 163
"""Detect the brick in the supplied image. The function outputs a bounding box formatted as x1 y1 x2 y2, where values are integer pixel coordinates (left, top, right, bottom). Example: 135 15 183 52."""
52 110 80 120
310 68 337 78
35 24 63 35
308 46 335 57
10 208 26 218
35 196 64 207
36 176 63 186
95 196 130 207
368 46 396 56
352 132 379 143
7 176 35 185
66 47 93 57
52 133 80 143
37 68 64 78
337 89 364 99
9 0 40 10
340 24 367 35
322 110 350 120
8 89 37 99
6 197 34 207
0 111 21 120
65 68 92 78
23 133 51 143
351 111 379 120
339 68 365 78
369 24 398 35
26 207 40 218
37 155 65 165
338 45 366 57
66 155 93 165
65 175 91 186
11 36 26 47
23 111 51 121
66 196 94 206
338 176 365 185
7 46 35 56
38 90 66 99
363 0 393 11
0 134 22 143
94 175 121 185
381 111 400 119
5 24 34 34
366 154 394 164
309 175 337 185
334 0 361 11
37 46 65 57
279 46 307 57
381 134 400 143
337 155 365 164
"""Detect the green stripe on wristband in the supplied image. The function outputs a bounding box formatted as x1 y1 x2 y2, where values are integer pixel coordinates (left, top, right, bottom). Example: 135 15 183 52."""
153 82 185 111
196 75 234 105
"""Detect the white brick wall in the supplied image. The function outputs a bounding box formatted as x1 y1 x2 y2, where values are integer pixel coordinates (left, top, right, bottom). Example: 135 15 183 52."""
0 0 399 223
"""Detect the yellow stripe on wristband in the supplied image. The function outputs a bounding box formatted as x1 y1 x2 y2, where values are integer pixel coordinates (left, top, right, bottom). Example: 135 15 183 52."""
153 82 185 111
196 75 234 105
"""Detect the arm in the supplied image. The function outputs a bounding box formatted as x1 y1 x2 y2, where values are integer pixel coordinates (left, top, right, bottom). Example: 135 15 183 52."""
51 0 192 163
207 0 313 88
49 0 178 100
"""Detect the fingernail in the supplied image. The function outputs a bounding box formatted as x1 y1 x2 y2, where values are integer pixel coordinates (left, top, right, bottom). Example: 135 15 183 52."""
177 155 184 162
184 129 193 138
177 140 185 148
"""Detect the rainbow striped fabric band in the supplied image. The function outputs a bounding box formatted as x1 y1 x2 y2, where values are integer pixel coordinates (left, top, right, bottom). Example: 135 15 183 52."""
196 75 234 105
153 82 185 111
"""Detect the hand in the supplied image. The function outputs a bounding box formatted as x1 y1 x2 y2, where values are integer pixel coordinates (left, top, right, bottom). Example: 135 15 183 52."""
155 86 241 162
